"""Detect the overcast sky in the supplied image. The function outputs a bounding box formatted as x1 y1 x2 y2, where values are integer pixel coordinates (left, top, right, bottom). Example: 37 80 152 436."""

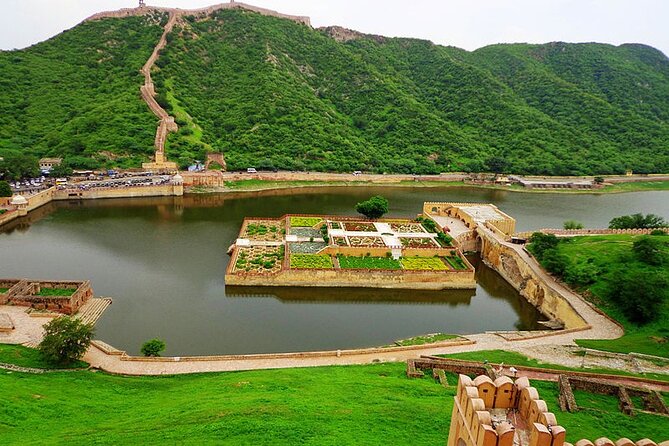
1 0 668 56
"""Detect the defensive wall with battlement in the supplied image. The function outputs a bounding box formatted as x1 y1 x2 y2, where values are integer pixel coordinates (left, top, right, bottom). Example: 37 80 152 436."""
84 2 311 27
448 374 668 446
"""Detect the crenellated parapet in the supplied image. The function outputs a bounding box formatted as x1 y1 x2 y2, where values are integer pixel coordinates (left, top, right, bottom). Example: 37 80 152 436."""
448 374 668 446
448 374 566 446
84 2 311 27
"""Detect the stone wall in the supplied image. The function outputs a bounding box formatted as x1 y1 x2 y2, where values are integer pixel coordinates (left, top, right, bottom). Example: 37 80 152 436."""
479 228 588 329
514 228 669 239
53 184 183 200
226 266 476 290
1 279 93 315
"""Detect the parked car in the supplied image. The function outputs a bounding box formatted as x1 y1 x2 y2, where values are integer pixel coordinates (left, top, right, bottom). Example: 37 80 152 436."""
247 168 257 173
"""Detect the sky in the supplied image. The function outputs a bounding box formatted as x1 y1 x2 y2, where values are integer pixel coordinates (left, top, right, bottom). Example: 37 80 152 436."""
1 0 668 56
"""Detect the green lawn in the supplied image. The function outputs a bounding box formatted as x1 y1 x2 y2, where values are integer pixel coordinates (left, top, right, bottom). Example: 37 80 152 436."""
530 234 669 358
0 288 9 293
0 344 87 369
35 288 74 297
1 347 667 444
390 333 458 347
439 350 669 383
338 255 401 270
400 257 448 271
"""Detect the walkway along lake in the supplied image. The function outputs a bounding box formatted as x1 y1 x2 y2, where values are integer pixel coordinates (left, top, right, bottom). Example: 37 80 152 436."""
1 186 667 356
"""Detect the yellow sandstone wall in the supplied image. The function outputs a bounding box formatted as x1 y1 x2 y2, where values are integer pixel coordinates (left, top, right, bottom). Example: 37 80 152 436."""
226 268 476 290
479 230 588 329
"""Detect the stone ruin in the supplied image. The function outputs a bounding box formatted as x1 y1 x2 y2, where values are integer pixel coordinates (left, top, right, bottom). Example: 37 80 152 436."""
0 279 93 315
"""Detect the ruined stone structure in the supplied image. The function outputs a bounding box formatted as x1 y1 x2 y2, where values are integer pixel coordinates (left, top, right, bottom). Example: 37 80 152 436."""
449 374 668 446
0 279 93 315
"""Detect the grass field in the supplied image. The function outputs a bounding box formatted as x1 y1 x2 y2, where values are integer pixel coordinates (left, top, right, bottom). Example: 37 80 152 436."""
0 344 87 369
35 288 74 297
439 350 669 382
289 254 334 269
533 235 669 358
1 345 668 445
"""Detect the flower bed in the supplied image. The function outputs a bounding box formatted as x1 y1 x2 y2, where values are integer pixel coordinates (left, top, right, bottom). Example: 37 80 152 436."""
233 246 284 273
289 242 327 254
332 237 348 246
243 220 284 241
399 237 438 248
348 236 385 247
344 222 377 232
290 217 323 228
329 221 343 230
337 255 401 270
400 257 448 271
290 254 334 269
390 223 424 233
444 255 468 270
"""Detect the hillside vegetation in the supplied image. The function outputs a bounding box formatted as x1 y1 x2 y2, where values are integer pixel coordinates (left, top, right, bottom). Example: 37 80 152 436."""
528 233 669 357
2 8 669 173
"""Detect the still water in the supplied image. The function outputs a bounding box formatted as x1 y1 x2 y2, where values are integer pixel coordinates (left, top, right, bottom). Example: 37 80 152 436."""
1 186 667 355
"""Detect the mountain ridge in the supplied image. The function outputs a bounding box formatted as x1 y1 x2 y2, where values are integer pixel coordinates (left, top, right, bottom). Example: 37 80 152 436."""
0 4 667 175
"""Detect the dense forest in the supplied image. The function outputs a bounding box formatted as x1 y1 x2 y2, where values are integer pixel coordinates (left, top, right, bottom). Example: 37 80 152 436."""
1 8 668 174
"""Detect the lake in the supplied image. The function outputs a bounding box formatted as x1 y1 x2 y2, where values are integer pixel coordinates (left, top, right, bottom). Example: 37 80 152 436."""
1 186 667 355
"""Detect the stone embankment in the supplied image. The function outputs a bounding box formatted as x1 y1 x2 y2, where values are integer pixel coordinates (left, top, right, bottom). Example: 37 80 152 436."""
515 228 668 239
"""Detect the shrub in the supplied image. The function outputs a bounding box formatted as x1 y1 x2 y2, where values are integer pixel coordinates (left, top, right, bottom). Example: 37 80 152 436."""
527 232 560 260
607 269 667 325
355 196 389 220
633 236 667 266
563 220 584 230
39 317 94 365
609 213 668 229
141 338 166 357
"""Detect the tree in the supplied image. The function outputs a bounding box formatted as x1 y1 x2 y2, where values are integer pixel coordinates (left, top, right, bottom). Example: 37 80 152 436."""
49 163 73 178
141 338 166 357
355 195 389 219
607 269 667 325
563 220 584 230
39 316 94 365
593 176 605 184
527 232 560 260
609 213 668 229
0 153 40 180
0 180 12 197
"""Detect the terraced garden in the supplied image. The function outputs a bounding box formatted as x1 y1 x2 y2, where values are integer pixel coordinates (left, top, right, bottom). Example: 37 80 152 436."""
444 255 468 270
348 236 385 247
290 254 334 269
243 220 284 241
344 222 376 232
400 237 438 248
400 257 449 271
337 255 401 270
390 223 425 233
233 246 284 273
289 217 323 228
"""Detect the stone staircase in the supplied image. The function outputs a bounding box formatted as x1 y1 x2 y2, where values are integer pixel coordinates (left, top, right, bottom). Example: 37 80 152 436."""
75 298 112 326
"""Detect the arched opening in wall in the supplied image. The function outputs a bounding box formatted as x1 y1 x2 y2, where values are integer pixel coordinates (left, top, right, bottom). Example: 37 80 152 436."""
457 437 467 446
432 207 438 213
207 161 224 171
476 235 483 253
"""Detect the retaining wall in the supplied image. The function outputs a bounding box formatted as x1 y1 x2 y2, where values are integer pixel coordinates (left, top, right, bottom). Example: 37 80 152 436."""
479 228 588 329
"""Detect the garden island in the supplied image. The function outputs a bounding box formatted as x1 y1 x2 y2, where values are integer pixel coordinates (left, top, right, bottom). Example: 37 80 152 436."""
226 208 476 289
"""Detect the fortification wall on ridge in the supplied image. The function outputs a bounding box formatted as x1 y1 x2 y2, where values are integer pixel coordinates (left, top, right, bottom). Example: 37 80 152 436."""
84 2 311 27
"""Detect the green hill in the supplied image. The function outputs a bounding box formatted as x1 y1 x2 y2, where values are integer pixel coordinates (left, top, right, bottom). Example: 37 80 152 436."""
1 7 668 174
